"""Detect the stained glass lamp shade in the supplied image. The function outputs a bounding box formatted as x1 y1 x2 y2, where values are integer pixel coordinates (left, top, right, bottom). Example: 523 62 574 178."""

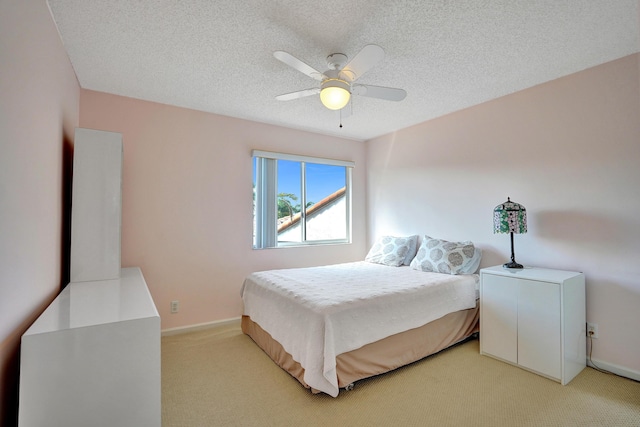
494 197 527 269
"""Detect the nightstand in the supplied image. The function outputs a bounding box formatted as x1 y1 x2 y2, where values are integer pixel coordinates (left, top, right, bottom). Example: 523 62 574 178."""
479 265 586 385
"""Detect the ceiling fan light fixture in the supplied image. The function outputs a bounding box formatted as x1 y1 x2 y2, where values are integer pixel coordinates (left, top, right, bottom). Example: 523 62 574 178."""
320 79 350 110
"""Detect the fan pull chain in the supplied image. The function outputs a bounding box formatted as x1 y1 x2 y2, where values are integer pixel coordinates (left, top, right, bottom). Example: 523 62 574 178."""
338 101 352 128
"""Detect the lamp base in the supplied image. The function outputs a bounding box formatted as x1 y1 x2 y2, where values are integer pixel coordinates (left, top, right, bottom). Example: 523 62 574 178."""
503 261 524 269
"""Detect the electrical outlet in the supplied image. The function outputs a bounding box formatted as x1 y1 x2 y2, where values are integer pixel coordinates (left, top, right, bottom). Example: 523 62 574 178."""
587 322 598 339
171 300 179 314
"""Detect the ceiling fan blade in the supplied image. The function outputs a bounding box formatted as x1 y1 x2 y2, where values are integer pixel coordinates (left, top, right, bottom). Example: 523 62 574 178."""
275 88 320 101
340 44 385 82
352 84 407 101
274 51 326 81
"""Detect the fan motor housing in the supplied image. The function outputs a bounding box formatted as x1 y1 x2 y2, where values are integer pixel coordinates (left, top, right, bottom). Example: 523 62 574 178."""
321 78 350 93
326 53 348 70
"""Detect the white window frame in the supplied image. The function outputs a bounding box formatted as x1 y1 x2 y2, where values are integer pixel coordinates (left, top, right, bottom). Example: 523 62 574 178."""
253 150 354 249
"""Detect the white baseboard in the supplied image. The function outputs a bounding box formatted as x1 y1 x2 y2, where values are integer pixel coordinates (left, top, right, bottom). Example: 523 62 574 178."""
587 358 640 382
161 317 241 336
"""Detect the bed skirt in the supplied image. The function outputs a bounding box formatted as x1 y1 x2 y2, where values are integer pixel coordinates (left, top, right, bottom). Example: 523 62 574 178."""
241 302 479 394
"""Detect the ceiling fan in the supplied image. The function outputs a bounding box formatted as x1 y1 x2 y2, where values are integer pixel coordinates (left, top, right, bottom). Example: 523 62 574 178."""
273 44 407 111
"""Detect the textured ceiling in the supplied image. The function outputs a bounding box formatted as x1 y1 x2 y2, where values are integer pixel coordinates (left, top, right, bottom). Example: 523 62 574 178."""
47 0 639 141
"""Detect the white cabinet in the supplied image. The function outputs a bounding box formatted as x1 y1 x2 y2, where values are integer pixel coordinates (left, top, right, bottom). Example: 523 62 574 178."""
480 266 586 385
18 268 160 427
70 128 123 282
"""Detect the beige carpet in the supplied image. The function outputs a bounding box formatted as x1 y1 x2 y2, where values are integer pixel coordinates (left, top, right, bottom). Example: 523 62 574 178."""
162 321 640 426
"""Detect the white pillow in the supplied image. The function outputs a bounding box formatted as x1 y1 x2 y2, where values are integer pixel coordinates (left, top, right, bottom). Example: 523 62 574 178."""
410 235 480 275
403 235 419 265
461 247 482 274
365 236 412 267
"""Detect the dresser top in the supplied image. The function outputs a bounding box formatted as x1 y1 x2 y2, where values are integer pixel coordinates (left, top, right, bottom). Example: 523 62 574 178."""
24 267 159 336
480 265 583 283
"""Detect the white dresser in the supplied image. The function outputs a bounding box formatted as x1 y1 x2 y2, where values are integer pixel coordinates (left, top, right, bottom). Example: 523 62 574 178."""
479 265 586 385
19 128 161 426
18 268 160 427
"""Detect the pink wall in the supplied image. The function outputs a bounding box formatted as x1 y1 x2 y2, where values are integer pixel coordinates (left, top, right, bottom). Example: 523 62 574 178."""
366 54 640 379
79 91 367 330
0 1 80 424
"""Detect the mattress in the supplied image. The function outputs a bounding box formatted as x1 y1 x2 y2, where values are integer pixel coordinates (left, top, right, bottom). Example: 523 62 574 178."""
241 261 478 396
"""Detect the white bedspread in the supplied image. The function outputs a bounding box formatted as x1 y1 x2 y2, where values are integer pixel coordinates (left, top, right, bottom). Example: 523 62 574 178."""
241 261 478 397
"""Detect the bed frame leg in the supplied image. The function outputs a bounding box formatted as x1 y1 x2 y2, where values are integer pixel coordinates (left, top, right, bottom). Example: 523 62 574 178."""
345 383 355 391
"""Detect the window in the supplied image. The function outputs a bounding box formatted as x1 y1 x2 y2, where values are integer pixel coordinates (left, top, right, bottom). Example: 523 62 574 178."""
253 150 353 249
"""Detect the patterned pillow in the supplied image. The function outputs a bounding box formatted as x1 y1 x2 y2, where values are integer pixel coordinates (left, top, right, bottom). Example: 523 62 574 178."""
461 247 482 274
410 235 478 275
365 236 412 267
403 235 419 265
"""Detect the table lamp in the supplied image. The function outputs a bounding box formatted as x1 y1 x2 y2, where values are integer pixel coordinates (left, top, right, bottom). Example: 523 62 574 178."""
494 197 527 269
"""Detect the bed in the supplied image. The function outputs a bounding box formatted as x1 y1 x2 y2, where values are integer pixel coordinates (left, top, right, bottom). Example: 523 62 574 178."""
241 235 481 397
